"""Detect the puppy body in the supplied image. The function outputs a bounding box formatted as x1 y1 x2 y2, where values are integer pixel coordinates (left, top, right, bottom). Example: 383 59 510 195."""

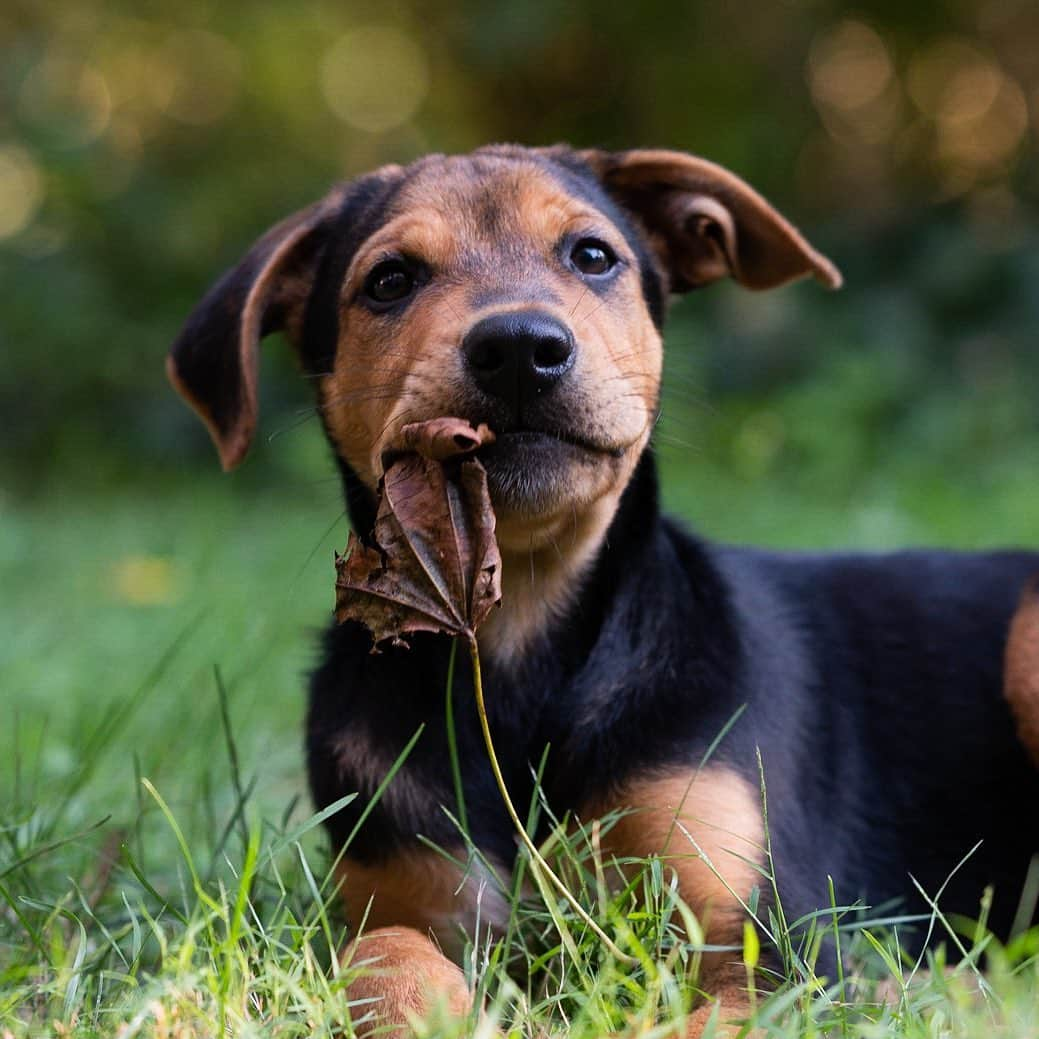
310 456 1039 948
169 145 1039 1034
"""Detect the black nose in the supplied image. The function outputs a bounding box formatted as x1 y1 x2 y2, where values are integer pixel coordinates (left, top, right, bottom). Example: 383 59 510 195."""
462 310 575 414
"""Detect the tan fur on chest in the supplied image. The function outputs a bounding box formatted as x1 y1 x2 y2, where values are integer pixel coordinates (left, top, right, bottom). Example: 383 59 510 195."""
478 442 647 663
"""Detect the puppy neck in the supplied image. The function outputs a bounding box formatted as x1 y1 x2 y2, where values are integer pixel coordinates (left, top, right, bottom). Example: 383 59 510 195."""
478 498 615 667
478 451 659 667
335 450 659 668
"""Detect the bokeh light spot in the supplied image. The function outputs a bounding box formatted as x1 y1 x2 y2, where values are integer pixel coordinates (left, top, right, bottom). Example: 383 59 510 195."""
0 144 44 240
808 21 893 113
321 27 429 133
154 30 243 126
938 76 1028 171
733 410 786 477
904 38 1029 188
935 56 1003 127
18 56 112 148
907 39 989 119
109 555 181 606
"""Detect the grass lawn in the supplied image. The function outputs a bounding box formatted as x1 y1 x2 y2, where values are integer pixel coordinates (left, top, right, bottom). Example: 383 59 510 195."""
3 407 1039 1037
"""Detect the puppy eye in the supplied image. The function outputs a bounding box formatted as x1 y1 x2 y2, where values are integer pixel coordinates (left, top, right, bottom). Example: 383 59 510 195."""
570 238 616 276
363 260 415 305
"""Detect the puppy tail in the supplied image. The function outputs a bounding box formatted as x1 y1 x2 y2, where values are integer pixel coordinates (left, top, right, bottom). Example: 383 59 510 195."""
1005 575 1039 768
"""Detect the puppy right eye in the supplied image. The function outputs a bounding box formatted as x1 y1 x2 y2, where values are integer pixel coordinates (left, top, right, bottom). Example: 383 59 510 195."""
363 260 415 306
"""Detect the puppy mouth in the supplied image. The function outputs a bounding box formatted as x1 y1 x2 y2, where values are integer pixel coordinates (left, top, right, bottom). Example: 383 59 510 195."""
481 428 622 460
377 419 626 517
476 427 623 515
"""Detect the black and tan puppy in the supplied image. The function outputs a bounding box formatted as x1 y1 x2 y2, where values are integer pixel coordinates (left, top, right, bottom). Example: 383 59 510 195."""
168 145 1039 1036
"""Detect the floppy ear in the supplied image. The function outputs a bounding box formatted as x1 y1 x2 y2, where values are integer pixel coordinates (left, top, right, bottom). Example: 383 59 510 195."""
166 186 348 470
579 148 841 293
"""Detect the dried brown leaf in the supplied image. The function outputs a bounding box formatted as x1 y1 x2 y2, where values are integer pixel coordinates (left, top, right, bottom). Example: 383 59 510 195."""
396 417 495 462
335 419 501 649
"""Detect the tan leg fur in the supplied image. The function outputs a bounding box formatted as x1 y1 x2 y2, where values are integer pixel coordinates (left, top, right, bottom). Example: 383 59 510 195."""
342 926 474 1038
584 764 764 1038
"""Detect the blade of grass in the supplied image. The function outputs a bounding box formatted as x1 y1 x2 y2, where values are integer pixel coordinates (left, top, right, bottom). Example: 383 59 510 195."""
466 634 635 966
140 778 221 917
214 665 250 855
828 875 848 1036
52 615 204 831
0 815 111 881
122 840 190 926
269 793 358 859
444 638 468 833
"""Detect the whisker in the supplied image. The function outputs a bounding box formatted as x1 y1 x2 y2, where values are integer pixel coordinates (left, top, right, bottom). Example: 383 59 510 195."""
547 531 565 567
285 508 349 599
443 297 467 325
315 390 426 413
654 434 700 452
373 405 424 448
576 295 608 327
267 410 322 442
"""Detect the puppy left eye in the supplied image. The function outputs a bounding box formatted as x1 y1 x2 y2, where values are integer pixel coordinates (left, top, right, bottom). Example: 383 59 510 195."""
570 238 616 276
364 260 415 305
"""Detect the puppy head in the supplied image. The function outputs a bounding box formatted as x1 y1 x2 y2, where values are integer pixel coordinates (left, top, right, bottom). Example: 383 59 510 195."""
168 146 839 551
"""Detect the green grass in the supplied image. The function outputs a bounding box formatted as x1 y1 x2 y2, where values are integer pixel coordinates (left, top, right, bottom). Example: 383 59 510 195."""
3 414 1039 1037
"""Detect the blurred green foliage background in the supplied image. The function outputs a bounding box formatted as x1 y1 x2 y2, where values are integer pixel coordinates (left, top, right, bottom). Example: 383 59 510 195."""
1 0 1038 497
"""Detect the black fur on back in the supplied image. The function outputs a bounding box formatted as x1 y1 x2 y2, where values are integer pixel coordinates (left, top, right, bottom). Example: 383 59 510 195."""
308 442 1039 954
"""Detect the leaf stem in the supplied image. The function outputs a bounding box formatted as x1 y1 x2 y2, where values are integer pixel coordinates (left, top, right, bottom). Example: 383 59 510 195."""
444 639 468 832
466 634 635 965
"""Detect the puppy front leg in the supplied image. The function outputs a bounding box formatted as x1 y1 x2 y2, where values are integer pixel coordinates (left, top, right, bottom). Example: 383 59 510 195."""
684 971 754 1038
583 766 764 1038
336 850 509 1036
342 925 473 1038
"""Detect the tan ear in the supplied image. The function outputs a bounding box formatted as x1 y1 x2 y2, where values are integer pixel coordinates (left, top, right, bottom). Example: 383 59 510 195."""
166 186 348 470
579 148 842 293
